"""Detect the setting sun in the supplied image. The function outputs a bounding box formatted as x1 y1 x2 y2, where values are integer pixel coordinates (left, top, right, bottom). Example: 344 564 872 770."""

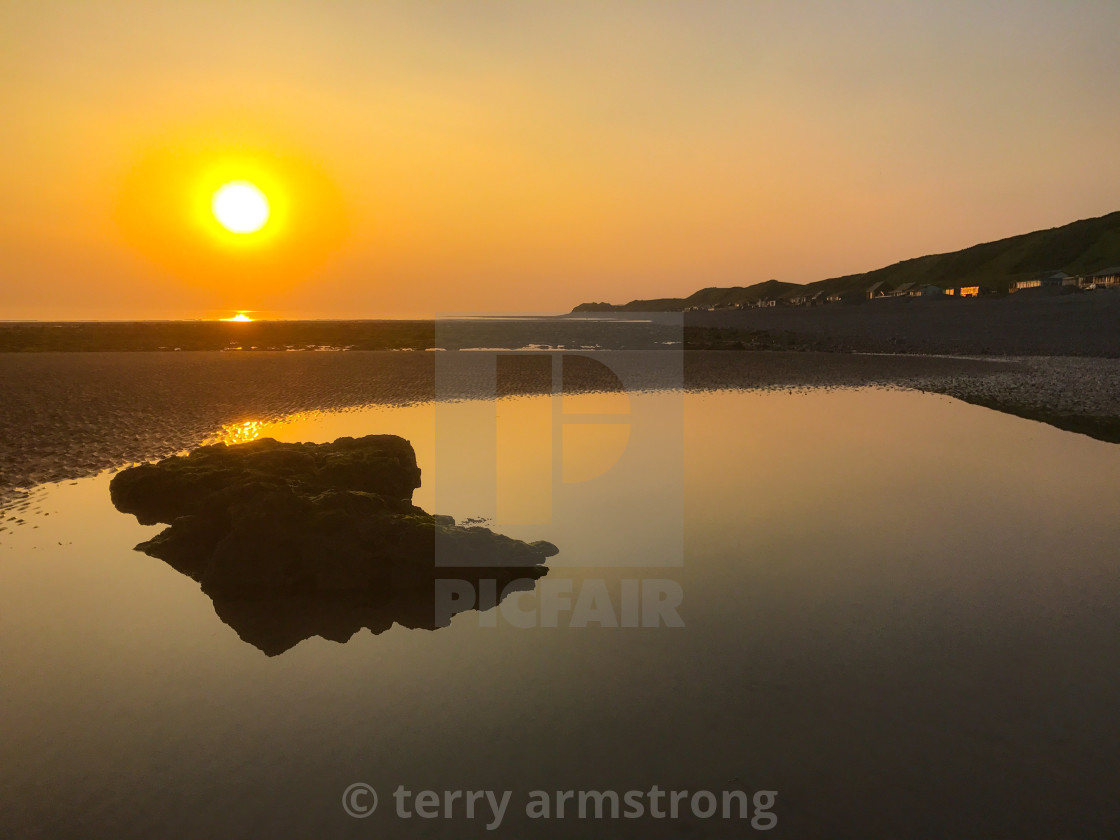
211 181 270 234
114 139 347 305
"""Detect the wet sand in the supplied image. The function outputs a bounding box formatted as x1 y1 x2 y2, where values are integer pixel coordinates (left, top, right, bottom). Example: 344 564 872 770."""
3 350 1120 512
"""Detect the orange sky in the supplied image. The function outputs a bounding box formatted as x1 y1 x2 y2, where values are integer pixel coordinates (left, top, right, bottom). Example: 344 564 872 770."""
2 1 1119 319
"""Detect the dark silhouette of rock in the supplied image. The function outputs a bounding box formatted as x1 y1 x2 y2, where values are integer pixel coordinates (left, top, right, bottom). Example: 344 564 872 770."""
109 435 557 653
110 434 423 527
210 569 542 656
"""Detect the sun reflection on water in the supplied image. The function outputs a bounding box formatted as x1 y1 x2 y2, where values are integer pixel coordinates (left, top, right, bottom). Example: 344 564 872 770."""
204 420 265 445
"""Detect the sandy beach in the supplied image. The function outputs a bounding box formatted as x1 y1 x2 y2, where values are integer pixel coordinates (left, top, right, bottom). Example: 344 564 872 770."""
3 349 1119 512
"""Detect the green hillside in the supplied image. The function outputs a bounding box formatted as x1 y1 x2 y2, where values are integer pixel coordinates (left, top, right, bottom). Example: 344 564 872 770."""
572 210 1120 312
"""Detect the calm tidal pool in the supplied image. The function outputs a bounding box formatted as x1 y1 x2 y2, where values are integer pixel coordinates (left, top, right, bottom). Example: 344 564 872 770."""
2 387 1118 838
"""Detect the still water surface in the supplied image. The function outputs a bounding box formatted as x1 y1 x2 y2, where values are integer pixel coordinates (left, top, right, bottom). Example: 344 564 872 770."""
2 388 1119 838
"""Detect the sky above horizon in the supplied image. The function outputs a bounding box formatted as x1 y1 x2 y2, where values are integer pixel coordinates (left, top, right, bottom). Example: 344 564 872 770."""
3 0 1119 320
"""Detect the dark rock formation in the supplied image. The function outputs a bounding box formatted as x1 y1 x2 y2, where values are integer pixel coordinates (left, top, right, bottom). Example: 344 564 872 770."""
110 434 423 528
109 435 557 653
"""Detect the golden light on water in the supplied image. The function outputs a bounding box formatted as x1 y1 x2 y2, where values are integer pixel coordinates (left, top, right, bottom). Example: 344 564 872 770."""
205 420 265 445
212 181 270 234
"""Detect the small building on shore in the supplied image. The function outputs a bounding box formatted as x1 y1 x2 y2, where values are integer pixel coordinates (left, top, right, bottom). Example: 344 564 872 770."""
1088 267 1120 289
1011 272 1068 293
866 281 890 300
784 289 828 307
945 283 981 297
882 282 942 298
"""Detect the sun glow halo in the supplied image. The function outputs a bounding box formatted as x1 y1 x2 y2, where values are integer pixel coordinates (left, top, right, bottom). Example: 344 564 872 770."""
117 138 347 295
211 181 270 234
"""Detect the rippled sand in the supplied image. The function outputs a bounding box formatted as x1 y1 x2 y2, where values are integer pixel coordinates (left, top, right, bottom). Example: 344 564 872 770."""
2 350 1119 510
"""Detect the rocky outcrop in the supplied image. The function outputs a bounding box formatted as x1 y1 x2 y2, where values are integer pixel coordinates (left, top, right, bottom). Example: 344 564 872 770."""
110 434 423 527
109 435 556 652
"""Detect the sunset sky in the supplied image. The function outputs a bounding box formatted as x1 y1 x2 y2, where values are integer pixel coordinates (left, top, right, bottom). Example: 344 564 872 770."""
3 1 1119 319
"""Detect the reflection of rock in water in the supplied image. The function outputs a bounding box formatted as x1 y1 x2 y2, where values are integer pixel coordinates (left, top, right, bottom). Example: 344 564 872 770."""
210 572 541 656
109 435 555 655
